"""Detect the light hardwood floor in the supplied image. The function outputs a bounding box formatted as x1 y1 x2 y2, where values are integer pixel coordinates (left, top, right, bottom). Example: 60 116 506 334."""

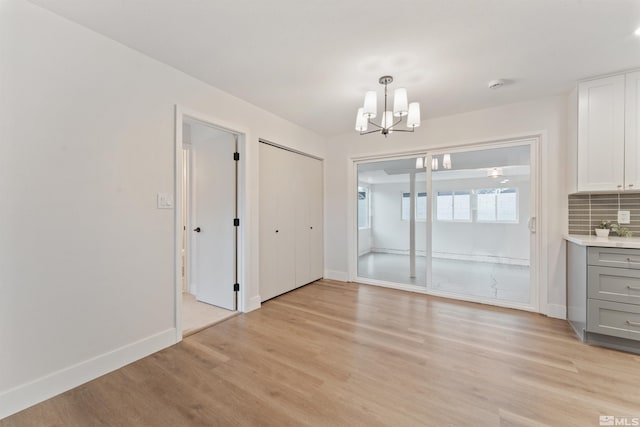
3 280 640 426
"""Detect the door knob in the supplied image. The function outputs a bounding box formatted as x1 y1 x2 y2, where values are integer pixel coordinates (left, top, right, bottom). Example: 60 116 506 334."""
193 227 201 233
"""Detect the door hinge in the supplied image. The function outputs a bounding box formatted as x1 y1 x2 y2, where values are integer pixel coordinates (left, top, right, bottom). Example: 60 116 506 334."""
233 283 240 292
233 152 240 161
234 218 240 227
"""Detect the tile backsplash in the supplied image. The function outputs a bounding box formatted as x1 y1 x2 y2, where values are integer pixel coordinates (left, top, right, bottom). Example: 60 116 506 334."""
568 193 640 236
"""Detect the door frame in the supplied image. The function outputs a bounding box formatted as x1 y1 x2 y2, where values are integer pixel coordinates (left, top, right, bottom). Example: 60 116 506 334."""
348 134 544 314
174 105 247 342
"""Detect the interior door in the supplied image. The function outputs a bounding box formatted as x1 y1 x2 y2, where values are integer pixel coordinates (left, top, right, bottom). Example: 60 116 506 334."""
191 124 236 310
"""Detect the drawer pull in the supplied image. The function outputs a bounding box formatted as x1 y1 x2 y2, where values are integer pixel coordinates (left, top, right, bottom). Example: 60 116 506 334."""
628 285 640 291
626 258 640 263
627 320 640 327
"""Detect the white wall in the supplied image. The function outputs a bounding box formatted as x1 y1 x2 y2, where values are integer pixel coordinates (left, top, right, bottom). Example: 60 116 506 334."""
432 175 530 264
358 228 372 255
0 0 324 418
369 182 428 255
325 95 568 318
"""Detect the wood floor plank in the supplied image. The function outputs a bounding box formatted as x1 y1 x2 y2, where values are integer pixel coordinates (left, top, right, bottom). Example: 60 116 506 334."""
3 280 640 426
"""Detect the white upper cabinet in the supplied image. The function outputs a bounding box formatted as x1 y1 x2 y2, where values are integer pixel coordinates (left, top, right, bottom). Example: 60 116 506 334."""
577 75 625 192
624 71 640 190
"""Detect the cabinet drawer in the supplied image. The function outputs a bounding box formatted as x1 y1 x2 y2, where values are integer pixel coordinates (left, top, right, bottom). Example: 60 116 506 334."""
588 266 640 304
588 247 640 269
587 299 640 341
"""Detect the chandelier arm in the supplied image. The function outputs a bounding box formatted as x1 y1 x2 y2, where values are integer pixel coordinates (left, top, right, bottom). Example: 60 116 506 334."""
359 128 384 135
388 128 415 133
367 118 382 130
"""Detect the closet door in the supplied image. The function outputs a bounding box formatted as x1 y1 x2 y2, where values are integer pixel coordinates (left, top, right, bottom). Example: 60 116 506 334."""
259 143 296 301
294 155 312 286
294 155 324 285
308 157 324 281
260 142 323 301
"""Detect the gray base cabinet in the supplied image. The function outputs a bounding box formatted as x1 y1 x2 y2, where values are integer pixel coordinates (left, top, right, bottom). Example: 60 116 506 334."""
567 242 640 353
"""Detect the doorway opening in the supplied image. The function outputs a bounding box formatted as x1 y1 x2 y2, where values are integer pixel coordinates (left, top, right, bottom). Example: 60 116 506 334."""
175 108 243 339
353 138 539 312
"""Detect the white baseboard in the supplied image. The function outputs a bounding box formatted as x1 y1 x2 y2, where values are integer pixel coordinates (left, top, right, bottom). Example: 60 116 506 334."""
0 328 176 420
371 248 427 257
324 270 349 282
546 304 567 319
245 295 261 312
188 282 197 295
432 252 529 266
366 249 529 266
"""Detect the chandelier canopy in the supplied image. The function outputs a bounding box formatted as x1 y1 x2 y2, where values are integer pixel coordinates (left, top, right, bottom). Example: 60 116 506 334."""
355 75 421 136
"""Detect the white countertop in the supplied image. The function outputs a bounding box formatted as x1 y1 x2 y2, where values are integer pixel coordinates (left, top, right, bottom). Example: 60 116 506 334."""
565 234 640 248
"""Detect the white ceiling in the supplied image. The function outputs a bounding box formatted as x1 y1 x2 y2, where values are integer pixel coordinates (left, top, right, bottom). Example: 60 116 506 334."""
29 0 640 137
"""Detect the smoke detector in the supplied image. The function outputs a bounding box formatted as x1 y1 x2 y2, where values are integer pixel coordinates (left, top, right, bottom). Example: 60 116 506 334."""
488 79 505 89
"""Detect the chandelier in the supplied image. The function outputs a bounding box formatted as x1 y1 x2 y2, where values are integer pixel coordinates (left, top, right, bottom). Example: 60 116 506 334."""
416 154 452 170
355 75 421 136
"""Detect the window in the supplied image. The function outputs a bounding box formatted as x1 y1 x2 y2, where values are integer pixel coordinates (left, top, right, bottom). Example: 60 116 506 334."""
401 192 427 221
436 191 471 221
476 188 518 222
358 186 369 228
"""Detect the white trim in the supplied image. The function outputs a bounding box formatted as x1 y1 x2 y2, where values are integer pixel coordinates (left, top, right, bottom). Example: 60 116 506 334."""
246 295 262 312
546 304 567 319
174 105 252 343
424 287 539 313
355 277 429 294
0 328 176 420
354 277 539 313
371 248 428 257
348 133 545 314
324 269 349 282
432 252 529 266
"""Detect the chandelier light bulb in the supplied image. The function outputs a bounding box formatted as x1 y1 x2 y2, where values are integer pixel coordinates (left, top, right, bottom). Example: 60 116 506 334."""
407 102 421 128
381 111 394 131
363 91 377 118
415 157 424 169
393 88 408 117
443 153 452 169
355 108 368 132
487 167 504 178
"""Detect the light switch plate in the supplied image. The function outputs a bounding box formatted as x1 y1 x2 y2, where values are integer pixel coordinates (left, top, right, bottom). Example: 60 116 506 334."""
157 193 173 209
618 210 630 224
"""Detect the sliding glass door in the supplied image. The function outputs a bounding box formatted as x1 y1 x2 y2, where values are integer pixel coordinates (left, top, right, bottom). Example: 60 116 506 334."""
354 140 537 310
357 157 427 286
428 143 535 307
